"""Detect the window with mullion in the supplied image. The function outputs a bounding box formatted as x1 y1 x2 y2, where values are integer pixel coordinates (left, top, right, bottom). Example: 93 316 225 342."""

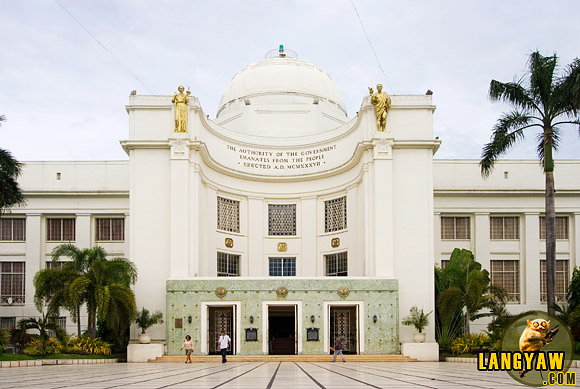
96 218 125 241
441 217 470 239
325 252 348 276
0 218 26 241
0 262 25 305
269 257 296 276
47 218 76 241
540 259 569 302
490 260 520 303
539 216 569 240
490 216 519 239
217 252 240 277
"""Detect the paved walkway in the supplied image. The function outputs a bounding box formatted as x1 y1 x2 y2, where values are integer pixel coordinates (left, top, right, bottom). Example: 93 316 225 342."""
0 362 577 388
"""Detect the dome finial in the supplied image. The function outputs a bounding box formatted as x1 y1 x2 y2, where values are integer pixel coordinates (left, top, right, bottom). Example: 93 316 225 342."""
265 46 298 59
279 44 285 57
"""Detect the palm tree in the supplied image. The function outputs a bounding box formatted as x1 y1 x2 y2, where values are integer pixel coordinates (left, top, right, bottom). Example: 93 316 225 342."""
480 52 580 314
36 244 137 338
16 313 65 353
436 248 507 336
0 114 26 215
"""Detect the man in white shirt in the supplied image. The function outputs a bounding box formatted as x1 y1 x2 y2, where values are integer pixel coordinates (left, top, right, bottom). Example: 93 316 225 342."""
217 330 231 363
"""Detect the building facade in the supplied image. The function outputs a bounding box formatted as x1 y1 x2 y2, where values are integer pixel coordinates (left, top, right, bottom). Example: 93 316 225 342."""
1 51 579 355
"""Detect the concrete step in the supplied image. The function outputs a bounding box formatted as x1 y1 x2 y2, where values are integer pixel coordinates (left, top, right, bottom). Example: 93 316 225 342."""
153 354 416 363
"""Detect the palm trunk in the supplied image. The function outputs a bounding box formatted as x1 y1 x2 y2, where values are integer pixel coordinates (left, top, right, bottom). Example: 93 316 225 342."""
544 130 556 315
77 306 81 336
545 170 556 314
465 312 471 337
87 306 97 338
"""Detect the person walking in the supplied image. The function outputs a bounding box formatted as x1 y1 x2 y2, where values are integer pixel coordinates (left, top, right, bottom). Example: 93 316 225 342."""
181 335 194 364
217 330 231 363
332 336 346 362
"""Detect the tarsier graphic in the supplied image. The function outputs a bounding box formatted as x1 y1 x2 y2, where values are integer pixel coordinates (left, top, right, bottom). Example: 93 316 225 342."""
518 318 559 378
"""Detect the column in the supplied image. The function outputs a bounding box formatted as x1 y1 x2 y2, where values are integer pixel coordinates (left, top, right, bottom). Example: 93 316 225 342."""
573 212 580 269
524 213 540 305
301 197 317 276
247 197 264 276
25 214 42 312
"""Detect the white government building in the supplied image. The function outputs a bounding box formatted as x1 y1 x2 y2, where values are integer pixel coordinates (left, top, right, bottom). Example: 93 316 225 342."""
1 48 579 359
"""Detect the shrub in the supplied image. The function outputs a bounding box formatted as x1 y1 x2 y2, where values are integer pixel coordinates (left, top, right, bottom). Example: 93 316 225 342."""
23 337 63 356
72 335 111 355
450 333 490 354
0 328 10 354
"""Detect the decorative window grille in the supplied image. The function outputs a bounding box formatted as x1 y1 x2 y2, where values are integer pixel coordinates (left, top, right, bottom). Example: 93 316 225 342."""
217 197 240 233
217 252 240 277
0 218 26 241
441 217 470 239
325 252 348 276
490 260 520 303
96 218 125 241
268 204 296 236
540 260 569 302
490 216 519 239
47 218 75 241
539 216 569 239
0 317 16 329
0 262 25 305
268 257 296 276
324 196 347 233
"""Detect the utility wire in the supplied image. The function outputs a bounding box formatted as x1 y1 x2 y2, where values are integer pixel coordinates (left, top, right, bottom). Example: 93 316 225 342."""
53 0 154 94
350 0 394 94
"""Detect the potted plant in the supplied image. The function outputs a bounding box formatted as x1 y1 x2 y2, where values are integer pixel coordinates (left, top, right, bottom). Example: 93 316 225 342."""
135 307 164 344
402 306 432 343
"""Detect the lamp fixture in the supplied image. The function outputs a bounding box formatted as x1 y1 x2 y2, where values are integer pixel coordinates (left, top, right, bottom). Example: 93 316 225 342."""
188 315 192 324
373 315 378 323
310 315 315 323
249 315 254 324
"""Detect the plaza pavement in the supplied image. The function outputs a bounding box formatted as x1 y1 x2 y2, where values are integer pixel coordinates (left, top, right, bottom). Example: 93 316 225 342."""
0 361 578 388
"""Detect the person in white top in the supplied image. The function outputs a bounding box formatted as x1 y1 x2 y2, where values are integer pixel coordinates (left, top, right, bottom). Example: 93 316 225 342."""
217 330 231 363
180 335 194 364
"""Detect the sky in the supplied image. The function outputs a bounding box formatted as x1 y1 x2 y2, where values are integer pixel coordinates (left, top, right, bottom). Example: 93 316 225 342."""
1 0 579 162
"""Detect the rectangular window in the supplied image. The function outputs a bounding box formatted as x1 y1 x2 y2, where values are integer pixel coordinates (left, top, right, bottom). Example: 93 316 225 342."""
217 252 240 277
325 196 347 233
217 197 240 233
96 218 125 241
46 218 75 241
490 260 520 303
325 252 348 276
539 216 569 240
540 260 569 302
0 317 16 330
441 217 470 239
0 262 25 305
46 261 65 270
268 204 296 236
269 257 296 276
490 216 519 239
0 218 26 241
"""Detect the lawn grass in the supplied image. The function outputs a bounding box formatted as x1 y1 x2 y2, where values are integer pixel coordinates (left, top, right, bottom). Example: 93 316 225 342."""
0 353 125 361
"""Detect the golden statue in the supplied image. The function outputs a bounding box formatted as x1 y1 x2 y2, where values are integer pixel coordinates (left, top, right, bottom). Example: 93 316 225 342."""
369 84 391 132
172 85 191 132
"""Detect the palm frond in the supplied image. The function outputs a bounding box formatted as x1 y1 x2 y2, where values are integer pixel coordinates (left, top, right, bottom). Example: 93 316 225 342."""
528 51 557 108
489 80 536 111
480 111 537 176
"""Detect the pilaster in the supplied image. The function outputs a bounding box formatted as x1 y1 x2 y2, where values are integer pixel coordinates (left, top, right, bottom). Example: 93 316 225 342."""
474 213 490 271
524 213 541 304
169 136 190 277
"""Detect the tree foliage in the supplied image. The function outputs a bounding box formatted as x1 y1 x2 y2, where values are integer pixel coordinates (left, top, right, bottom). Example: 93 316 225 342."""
436 248 507 336
33 244 137 340
0 114 26 215
480 51 580 313
135 307 164 334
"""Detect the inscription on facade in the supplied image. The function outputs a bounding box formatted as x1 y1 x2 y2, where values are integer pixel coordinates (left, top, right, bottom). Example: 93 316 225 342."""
225 144 337 171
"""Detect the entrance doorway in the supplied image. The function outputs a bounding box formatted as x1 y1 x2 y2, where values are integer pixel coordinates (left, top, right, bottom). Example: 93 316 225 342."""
208 306 235 355
268 305 296 355
329 306 358 354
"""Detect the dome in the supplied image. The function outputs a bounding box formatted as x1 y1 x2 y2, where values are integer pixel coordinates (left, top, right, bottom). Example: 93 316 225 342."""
217 57 346 115
215 55 348 136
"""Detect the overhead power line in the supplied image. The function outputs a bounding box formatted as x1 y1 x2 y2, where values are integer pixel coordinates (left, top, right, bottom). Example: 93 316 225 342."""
53 0 154 93
350 0 394 94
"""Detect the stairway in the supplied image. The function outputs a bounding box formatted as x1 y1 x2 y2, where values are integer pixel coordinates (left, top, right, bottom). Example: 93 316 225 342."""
153 354 416 363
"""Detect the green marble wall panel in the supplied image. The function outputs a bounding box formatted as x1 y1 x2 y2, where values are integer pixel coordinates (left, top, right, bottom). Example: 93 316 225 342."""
166 278 398 355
